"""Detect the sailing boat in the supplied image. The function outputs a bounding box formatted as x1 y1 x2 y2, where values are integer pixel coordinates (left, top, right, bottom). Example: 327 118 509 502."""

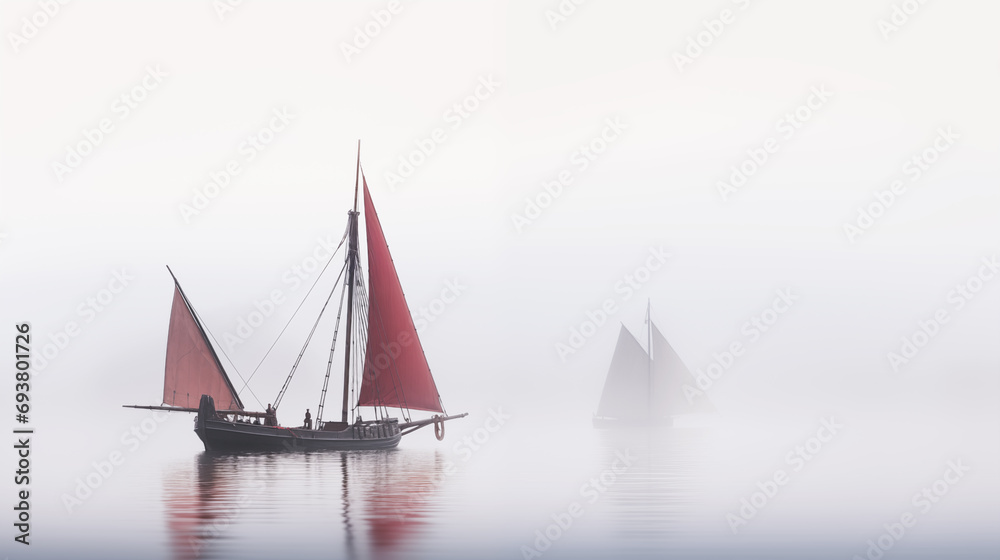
592 301 714 428
126 144 466 451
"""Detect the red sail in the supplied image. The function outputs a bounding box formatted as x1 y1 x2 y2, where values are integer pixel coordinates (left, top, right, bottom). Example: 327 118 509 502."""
163 285 243 410
358 180 443 413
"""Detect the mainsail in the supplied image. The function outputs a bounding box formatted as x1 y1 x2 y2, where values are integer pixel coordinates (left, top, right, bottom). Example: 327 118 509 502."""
596 320 714 419
596 326 651 419
651 325 716 415
357 180 443 413
162 281 243 411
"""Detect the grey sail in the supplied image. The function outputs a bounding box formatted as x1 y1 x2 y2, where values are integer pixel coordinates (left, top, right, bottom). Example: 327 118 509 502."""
594 316 716 427
651 324 717 415
595 325 651 420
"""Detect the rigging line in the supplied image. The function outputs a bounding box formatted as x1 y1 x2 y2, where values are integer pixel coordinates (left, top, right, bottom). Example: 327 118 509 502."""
354 278 387 422
359 282 389 420
352 282 377 421
350 273 367 412
352 296 363 421
351 329 360 422
236 223 350 397
188 305 265 411
348 252 366 423
350 285 364 423
349 342 355 425
354 268 406 421
359 268 411 421
352 276 369 418
361 278 392 422
273 259 349 409
316 266 350 426
350 307 364 422
351 275 364 409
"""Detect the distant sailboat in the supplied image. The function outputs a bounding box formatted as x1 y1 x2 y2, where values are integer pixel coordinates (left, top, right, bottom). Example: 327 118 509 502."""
126 143 466 450
593 301 714 428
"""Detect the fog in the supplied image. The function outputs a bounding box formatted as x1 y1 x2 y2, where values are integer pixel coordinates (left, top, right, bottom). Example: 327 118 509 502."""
1 1 998 558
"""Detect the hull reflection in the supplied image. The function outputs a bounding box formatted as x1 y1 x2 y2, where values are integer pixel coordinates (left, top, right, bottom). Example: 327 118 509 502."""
161 449 448 560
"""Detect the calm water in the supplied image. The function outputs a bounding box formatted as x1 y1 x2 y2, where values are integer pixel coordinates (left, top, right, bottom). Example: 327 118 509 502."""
25 414 1000 560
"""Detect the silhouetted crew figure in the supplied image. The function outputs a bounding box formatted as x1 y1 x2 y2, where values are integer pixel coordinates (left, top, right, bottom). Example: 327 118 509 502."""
265 404 277 427
303 409 312 430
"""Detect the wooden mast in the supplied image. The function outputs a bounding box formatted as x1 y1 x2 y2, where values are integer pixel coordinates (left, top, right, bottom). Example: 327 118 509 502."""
341 141 361 423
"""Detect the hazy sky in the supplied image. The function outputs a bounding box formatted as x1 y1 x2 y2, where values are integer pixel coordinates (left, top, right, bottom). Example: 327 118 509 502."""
1 1 998 555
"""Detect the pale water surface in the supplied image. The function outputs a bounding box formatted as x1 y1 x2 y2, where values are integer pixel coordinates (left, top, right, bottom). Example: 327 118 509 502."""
27 414 1000 560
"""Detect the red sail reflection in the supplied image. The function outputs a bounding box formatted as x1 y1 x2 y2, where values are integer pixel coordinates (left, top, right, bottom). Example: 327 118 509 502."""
162 454 228 560
163 450 448 560
351 450 447 556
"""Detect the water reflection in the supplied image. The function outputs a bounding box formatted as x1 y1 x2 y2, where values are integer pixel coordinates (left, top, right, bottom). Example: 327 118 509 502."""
162 453 271 560
162 449 447 560
594 427 711 553
349 450 445 554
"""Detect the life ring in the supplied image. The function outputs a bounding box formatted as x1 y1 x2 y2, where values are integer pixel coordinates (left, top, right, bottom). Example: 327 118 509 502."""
434 416 445 441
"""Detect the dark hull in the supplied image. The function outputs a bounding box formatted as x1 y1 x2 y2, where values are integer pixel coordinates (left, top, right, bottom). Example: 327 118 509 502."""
196 418 401 452
194 394 400 451
592 415 673 429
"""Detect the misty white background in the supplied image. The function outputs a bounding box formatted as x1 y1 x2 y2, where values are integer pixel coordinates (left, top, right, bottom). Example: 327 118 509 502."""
1 0 998 556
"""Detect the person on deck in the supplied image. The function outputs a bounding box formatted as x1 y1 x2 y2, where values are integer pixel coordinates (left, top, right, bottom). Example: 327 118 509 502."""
265 404 277 427
303 409 312 429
